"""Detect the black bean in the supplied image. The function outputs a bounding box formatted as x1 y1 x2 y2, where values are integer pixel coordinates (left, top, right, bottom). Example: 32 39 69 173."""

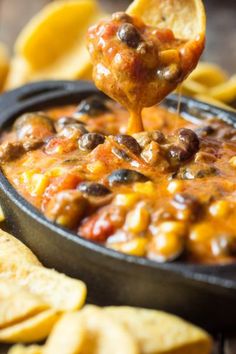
112 12 131 22
78 133 105 151
178 128 199 153
151 131 166 144
158 64 181 82
195 125 215 138
14 113 55 140
75 95 109 117
107 169 149 186
167 145 190 165
78 182 111 197
196 166 219 178
177 165 219 180
114 134 141 155
112 147 131 161
55 116 85 132
117 23 141 48
59 124 88 139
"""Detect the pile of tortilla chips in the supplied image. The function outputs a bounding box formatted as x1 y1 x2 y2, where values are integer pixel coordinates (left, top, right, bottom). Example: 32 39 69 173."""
0 229 86 343
0 227 212 354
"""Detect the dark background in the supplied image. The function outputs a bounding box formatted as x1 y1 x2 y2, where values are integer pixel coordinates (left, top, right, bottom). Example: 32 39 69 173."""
0 1 235 353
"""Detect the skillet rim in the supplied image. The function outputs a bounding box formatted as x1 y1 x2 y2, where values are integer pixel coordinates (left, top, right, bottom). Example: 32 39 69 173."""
1 79 236 289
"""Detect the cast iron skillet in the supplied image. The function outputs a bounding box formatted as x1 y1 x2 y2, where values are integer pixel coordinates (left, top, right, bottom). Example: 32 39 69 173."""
0 80 236 331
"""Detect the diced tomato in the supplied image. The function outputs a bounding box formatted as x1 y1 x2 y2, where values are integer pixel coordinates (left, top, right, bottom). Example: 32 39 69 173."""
79 205 126 243
42 173 82 210
44 137 77 155
79 212 115 243
156 28 175 42
100 23 118 40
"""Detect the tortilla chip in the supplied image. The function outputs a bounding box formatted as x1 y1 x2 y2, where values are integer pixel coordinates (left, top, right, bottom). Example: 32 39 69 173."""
79 305 139 354
4 56 32 90
0 42 9 91
8 345 42 354
0 280 48 329
0 229 41 272
105 306 212 354
44 312 86 354
0 310 60 343
127 0 206 41
14 0 105 81
3 265 87 311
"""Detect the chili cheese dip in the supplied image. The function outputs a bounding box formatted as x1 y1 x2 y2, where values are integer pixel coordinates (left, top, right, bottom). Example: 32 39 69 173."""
1 96 236 264
87 12 204 133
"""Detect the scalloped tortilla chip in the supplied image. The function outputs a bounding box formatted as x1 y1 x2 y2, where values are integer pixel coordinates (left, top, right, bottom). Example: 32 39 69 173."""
127 0 206 41
4 56 32 90
4 265 87 311
0 228 86 311
14 0 105 81
0 229 41 272
188 62 228 87
79 305 139 354
8 345 42 354
0 309 60 343
105 306 212 354
44 312 86 354
0 42 9 90
210 75 236 103
0 280 48 329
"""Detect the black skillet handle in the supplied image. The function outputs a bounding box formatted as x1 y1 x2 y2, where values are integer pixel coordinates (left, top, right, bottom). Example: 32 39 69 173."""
0 80 98 126
164 94 236 127
0 81 90 109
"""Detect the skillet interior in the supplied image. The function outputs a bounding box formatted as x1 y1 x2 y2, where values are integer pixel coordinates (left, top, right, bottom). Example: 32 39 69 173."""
1 80 236 330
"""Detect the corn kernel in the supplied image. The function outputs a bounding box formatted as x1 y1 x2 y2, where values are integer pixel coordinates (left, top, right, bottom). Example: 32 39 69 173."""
46 166 66 177
133 181 155 197
20 170 38 185
87 160 105 174
209 200 231 218
154 232 183 258
176 209 192 221
110 238 147 257
158 221 186 236
114 193 138 208
167 180 183 194
0 205 5 222
56 215 71 227
190 223 214 242
53 145 64 154
229 156 236 168
159 49 179 65
31 174 49 197
125 204 150 234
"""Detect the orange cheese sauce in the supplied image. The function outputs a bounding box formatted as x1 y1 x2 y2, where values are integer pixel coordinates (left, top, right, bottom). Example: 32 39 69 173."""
1 98 236 264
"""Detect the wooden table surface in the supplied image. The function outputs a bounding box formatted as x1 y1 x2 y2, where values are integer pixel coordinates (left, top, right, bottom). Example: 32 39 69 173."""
0 1 236 353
